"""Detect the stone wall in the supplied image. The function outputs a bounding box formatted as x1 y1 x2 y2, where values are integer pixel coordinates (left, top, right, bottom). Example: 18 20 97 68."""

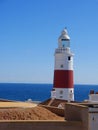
65 103 88 130
0 120 83 130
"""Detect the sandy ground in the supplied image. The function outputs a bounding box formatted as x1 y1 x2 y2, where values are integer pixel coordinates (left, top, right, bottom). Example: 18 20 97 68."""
0 106 64 120
0 102 37 108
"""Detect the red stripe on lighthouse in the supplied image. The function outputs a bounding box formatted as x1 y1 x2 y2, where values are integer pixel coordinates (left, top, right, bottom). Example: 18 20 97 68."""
53 70 73 88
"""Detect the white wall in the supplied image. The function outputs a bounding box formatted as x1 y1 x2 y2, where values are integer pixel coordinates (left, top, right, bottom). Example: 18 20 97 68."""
89 94 98 102
54 48 73 70
54 88 74 101
89 112 98 130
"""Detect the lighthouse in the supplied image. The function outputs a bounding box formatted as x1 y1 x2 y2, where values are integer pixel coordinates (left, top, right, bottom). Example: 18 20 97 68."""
51 28 74 101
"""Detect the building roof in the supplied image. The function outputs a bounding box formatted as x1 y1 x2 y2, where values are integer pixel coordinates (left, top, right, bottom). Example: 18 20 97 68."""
41 98 78 108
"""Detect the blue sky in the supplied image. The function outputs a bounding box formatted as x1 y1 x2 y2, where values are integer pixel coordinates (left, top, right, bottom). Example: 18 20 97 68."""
0 0 98 84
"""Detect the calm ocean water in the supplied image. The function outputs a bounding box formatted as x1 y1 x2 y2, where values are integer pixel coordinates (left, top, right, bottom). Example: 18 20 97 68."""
0 83 98 102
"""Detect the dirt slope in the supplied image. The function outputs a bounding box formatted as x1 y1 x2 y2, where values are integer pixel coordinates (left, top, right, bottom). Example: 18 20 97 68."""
0 106 63 120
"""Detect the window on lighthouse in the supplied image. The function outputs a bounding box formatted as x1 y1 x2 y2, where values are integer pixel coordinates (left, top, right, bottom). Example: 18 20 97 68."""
60 90 63 94
60 64 63 68
68 56 71 61
62 39 70 48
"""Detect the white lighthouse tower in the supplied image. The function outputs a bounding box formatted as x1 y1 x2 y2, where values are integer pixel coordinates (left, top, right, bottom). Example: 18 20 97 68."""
51 28 74 101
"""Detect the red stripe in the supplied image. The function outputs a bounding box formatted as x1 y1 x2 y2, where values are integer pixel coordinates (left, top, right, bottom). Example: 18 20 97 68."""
53 70 74 88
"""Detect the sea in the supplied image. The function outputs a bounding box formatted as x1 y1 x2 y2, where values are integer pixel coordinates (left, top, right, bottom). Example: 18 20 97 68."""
0 83 98 102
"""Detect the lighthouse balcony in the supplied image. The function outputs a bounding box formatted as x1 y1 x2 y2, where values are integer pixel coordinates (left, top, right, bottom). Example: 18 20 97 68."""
55 48 66 53
55 47 73 55
55 48 70 53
